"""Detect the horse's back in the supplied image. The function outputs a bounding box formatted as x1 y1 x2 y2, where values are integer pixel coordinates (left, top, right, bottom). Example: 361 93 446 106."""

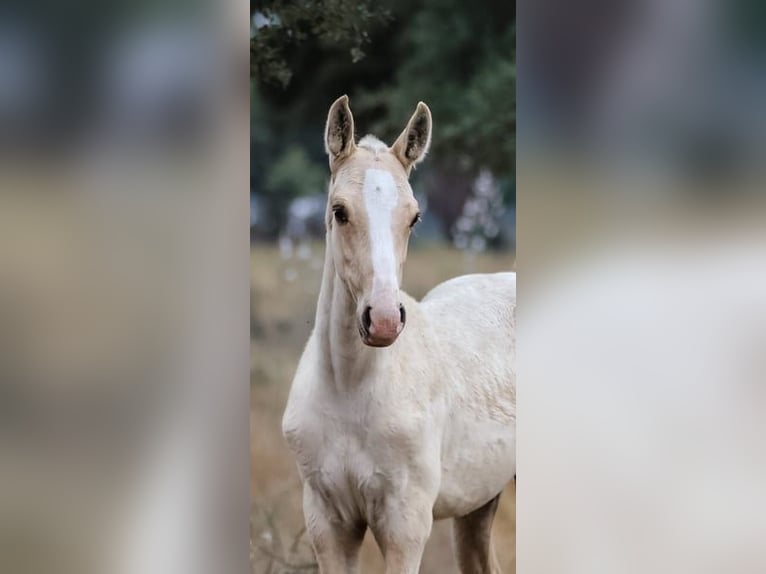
422 271 515 306
420 272 516 518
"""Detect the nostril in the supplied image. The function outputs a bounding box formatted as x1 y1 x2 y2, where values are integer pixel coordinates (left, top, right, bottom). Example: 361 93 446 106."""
362 306 372 332
399 304 406 325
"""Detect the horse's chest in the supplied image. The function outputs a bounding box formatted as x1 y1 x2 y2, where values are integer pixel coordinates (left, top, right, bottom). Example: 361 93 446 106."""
295 413 416 477
307 437 396 514
285 398 427 517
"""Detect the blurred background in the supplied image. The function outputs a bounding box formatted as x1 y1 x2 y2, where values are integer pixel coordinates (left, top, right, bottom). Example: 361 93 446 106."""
519 1 766 573
250 1 516 572
2 0 764 572
0 2 248 574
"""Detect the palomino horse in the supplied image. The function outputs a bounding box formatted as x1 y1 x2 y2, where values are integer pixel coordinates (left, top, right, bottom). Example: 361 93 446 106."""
282 95 516 574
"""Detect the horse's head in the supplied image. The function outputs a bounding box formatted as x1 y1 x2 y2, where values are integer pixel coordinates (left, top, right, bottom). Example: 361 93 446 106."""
324 95 431 347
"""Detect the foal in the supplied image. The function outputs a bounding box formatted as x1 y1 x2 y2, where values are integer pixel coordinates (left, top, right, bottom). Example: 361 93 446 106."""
282 95 516 574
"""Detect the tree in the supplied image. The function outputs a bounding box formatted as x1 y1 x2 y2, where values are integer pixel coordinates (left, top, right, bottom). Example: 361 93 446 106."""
251 0 392 87
250 0 515 243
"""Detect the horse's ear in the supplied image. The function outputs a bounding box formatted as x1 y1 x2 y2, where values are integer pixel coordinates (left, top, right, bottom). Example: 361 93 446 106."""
392 102 432 174
325 95 356 164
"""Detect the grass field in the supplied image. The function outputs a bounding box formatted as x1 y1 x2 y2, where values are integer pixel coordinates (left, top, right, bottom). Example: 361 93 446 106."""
251 241 516 573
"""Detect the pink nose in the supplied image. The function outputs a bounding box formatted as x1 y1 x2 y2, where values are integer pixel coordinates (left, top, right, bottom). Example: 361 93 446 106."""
361 304 406 347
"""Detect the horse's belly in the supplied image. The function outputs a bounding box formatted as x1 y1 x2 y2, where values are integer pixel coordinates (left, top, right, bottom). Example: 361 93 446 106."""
433 419 515 519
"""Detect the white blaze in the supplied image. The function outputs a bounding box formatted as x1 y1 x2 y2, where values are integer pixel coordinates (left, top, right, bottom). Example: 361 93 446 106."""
362 168 399 295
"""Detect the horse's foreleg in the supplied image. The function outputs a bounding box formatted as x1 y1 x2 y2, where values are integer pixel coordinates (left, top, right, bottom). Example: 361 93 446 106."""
452 493 502 574
370 494 433 574
303 486 365 574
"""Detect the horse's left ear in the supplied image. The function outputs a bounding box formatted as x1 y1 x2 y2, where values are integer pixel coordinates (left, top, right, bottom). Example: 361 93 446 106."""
392 102 432 174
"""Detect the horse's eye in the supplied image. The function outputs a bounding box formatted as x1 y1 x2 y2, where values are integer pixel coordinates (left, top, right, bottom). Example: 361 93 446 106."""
333 205 348 225
410 212 422 229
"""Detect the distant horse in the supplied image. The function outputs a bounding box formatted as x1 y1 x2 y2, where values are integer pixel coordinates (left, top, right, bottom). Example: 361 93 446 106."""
282 95 516 574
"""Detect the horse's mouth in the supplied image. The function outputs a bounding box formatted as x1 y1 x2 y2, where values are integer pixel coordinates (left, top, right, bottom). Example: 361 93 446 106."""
362 335 396 348
359 323 399 347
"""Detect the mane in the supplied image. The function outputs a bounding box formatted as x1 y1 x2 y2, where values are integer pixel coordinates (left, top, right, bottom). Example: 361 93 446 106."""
358 135 388 154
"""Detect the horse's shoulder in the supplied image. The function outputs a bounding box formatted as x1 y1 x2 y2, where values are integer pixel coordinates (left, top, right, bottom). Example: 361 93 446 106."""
283 336 322 430
291 333 321 385
416 272 516 380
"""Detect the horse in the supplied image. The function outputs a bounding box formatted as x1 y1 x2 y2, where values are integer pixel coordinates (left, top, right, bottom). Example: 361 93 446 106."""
282 95 516 574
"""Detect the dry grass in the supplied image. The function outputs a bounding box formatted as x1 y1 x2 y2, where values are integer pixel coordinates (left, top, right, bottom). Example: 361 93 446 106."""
251 242 516 573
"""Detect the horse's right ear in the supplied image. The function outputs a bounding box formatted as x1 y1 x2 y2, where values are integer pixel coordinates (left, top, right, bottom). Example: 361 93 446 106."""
325 95 356 165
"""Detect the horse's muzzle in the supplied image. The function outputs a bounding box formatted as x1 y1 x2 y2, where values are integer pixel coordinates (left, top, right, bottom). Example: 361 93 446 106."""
360 303 406 347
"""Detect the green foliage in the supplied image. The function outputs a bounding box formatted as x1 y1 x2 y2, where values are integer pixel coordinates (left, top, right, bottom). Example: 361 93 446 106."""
250 0 515 242
459 26 516 175
361 2 515 177
262 145 326 236
251 0 392 87
266 146 326 199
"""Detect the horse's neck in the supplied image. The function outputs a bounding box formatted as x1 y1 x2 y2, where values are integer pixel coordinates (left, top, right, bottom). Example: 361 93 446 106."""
314 239 383 390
